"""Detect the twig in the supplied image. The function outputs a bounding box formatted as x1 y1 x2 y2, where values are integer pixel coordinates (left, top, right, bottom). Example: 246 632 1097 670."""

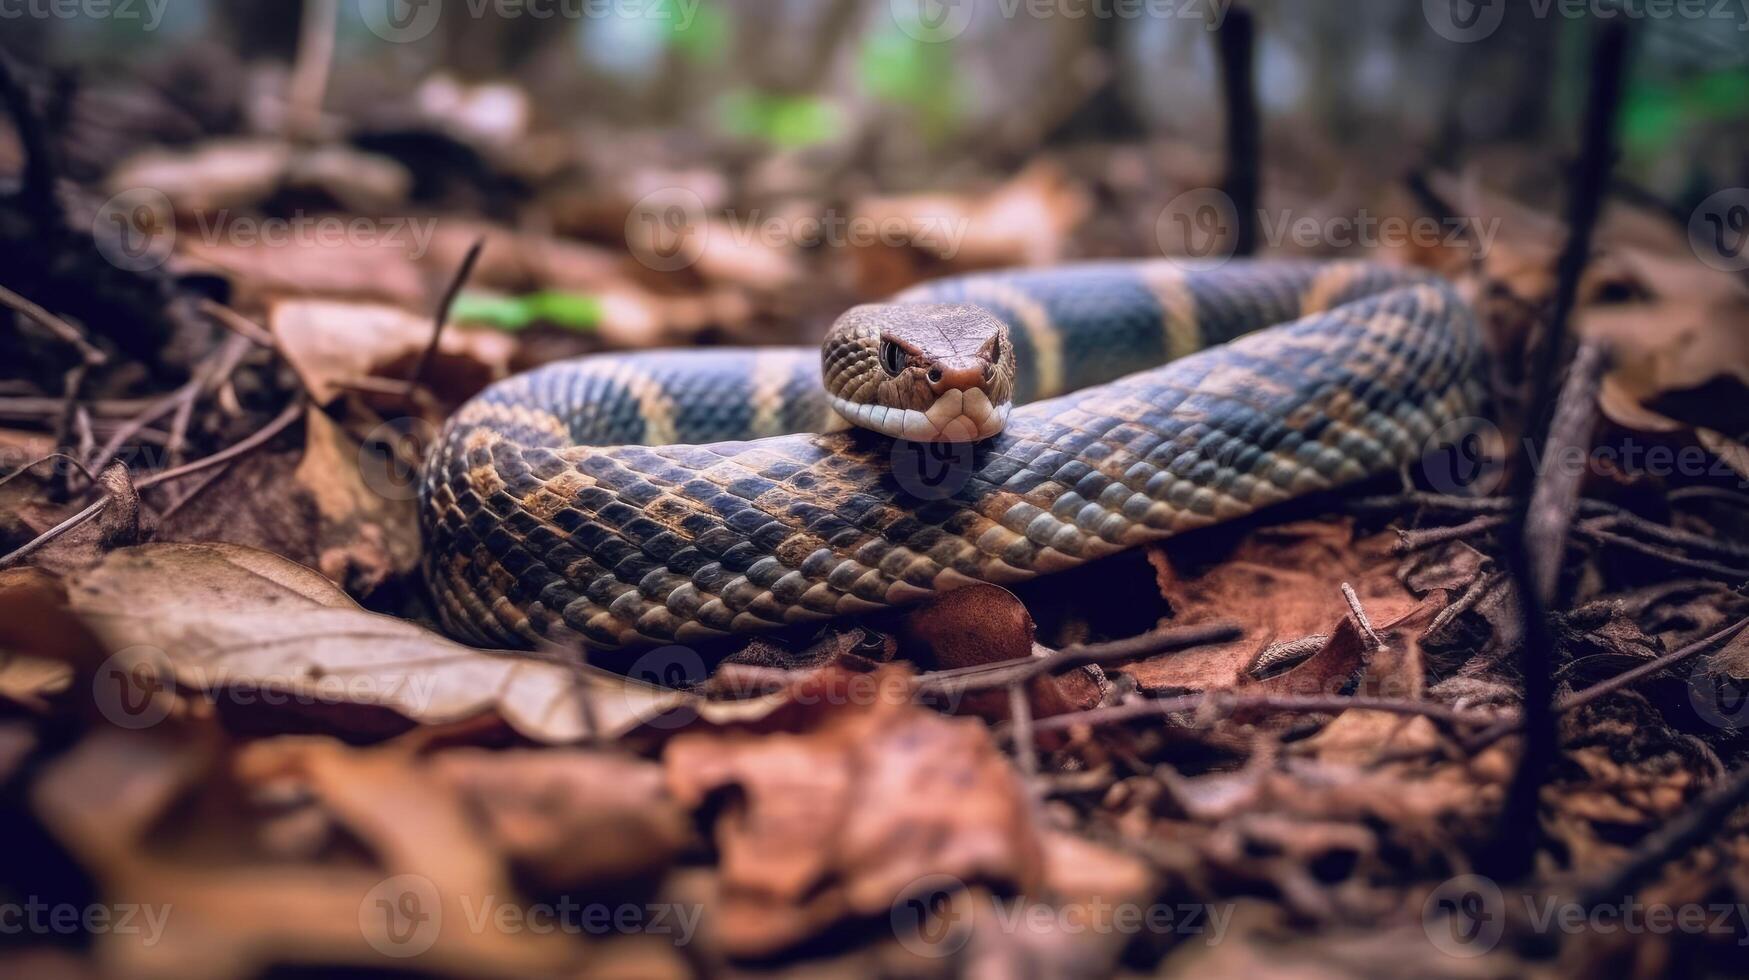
1008 683 1038 779
1524 340 1610 601
408 237 485 389
287 0 339 141
0 283 106 366
0 497 108 570
1011 691 1498 737
1396 514 1507 552
155 463 232 522
136 397 304 491
1489 20 1632 879
913 621 1243 695
198 299 276 348
1342 583 1385 651
0 452 97 491
1213 4 1260 257
1462 615 1749 754
0 47 63 230
1576 763 1749 910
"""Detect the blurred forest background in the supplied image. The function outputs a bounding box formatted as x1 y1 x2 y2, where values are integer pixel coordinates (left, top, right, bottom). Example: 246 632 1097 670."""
5 0 1744 211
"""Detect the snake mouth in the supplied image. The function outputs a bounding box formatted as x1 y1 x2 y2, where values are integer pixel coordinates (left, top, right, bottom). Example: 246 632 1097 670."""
830 389 1011 443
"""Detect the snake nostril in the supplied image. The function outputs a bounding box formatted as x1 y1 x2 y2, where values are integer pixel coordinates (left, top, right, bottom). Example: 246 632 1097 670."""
927 367 943 385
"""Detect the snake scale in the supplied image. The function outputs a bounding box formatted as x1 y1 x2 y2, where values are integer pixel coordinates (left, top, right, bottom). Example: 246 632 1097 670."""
421 260 1488 651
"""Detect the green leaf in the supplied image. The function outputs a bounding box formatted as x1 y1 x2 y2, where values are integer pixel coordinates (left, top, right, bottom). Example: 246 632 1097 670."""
718 90 844 148
451 292 602 333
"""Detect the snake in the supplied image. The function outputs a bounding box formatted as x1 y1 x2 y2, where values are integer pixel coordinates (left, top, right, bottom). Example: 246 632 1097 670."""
420 260 1489 652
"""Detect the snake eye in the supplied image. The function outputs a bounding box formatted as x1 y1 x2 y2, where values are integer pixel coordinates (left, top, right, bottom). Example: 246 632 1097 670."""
879 339 906 376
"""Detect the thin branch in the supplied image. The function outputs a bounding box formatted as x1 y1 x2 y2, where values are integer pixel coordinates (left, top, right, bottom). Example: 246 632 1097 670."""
913 621 1243 695
1576 763 1749 909
1489 20 1632 880
198 299 276 348
1524 340 1610 600
0 283 105 366
287 0 339 141
0 497 108 570
136 397 304 491
0 452 97 490
408 237 486 389
1214 5 1260 257
1011 691 1498 737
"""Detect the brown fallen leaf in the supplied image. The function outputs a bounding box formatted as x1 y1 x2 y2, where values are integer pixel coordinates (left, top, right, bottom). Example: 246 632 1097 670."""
270 298 515 408
65 542 690 743
33 726 579 979
429 749 691 894
1134 519 1427 696
294 408 420 593
663 665 1044 956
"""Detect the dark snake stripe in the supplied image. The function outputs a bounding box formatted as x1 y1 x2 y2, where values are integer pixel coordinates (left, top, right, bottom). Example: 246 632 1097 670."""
421 261 1488 650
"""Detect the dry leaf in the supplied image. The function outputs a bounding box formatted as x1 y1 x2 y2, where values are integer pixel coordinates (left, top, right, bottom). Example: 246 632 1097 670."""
271 299 515 407
664 665 1044 956
65 542 689 742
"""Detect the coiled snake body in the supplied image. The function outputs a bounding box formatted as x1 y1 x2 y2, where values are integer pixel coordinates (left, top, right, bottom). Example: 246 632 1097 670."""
421 261 1487 651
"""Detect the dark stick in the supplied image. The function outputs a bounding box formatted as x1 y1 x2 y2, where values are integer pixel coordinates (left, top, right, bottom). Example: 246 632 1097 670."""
1524 341 1610 600
1576 763 1749 910
0 47 62 229
1488 20 1632 880
408 237 486 388
1214 4 1261 257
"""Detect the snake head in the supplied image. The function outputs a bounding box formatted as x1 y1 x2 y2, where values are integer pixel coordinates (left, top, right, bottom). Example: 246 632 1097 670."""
823 303 1016 443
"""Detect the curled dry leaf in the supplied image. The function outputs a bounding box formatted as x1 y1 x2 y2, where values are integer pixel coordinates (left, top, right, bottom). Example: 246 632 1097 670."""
0 567 86 708
65 542 690 743
663 665 1044 957
270 299 515 407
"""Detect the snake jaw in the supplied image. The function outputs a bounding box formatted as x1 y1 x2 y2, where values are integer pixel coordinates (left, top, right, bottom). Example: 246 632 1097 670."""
827 389 1011 443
